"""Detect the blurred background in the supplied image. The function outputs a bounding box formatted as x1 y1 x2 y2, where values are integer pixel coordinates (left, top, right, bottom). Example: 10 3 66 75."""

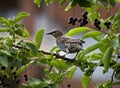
0 0 120 88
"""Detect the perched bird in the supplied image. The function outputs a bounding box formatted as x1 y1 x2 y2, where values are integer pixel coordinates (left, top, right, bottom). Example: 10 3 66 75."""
46 29 85 55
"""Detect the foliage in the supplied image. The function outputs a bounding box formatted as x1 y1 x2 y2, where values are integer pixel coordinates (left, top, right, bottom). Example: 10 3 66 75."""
0 0 120 88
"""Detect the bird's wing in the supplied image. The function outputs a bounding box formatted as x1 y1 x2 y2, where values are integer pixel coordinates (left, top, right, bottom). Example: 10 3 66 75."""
60 36 85 44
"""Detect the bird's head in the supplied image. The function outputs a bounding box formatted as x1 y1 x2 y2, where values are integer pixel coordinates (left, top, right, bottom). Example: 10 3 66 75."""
46 29 63 39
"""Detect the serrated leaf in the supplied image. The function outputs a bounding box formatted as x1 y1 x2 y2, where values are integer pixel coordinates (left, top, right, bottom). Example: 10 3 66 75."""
35 29 44 49
82 31 102 39
67 67 77 80
15 12 30 23
83 43 103 55
66 27 91 36
34 0 42 7
0 56 8 67
102 46 113 73
82 75 90 88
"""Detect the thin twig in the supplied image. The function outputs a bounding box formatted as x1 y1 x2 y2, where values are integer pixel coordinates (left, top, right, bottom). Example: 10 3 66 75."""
111 70 115 83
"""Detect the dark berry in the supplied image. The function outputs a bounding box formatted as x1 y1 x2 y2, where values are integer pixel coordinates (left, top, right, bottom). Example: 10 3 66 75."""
4 75 7 79
3 84 9 87
24 74 27 78
78 18 82 23
68 20 72 24
12 72 16 75
74 18 78 22
84 12 88 15
67 84 71 88
95 25 101 30
107 22 111 25
16 79 21 84
69 16 74 21
72 22 75 25
13 75 17 79
10 66 14 70
1 66 6 70
25 78 28 81
118 55 120 59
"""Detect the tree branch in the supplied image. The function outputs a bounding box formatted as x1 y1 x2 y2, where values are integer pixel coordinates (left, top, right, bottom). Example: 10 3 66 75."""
39 50 76 62
13 45 76 62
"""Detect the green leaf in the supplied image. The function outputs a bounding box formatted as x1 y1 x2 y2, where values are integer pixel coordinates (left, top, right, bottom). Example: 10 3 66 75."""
115 0 120 2
82 31 102 39
109 0 116 7
17 61 34 75
0 17 10 26
23 29 30 38
115 71 120 80
0 56 8 67
45 0 56 6
14 28 23 36
28 77 40 84
35 29 44 49
34 0 42 7
118 33 120 46
99 0 109 8
15 12 30 23
78 0 91 7
26 42 38 56
50 59 68 71
83 43 103 55
66 27 91 36
102 46 113 73
0 28 8 32
59 0 66 5
65 2 72 11
114 12 120 22
65 0 77 11
67 67 77 80
0 50 11 56
99 38 111 53
82 75 90 88
50 46 61 53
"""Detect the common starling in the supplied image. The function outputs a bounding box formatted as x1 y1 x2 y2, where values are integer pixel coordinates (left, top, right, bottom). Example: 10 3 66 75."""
46 29 85 54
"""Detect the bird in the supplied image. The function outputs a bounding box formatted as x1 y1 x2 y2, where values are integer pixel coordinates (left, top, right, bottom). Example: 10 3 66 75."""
46 29 85 57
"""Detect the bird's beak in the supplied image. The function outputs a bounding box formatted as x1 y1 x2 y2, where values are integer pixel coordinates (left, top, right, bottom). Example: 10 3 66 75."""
46 32 52 35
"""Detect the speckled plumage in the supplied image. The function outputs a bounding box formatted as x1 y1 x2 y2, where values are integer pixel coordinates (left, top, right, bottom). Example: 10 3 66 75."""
46 29 85 53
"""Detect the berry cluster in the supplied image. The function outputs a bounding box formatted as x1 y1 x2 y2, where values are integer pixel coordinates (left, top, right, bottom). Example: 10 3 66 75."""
68 12 88 26
24 74 28 81
94 19 101 30
68 17 78 25
104 22 111 29
94 19 111 30
11 66 28 84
